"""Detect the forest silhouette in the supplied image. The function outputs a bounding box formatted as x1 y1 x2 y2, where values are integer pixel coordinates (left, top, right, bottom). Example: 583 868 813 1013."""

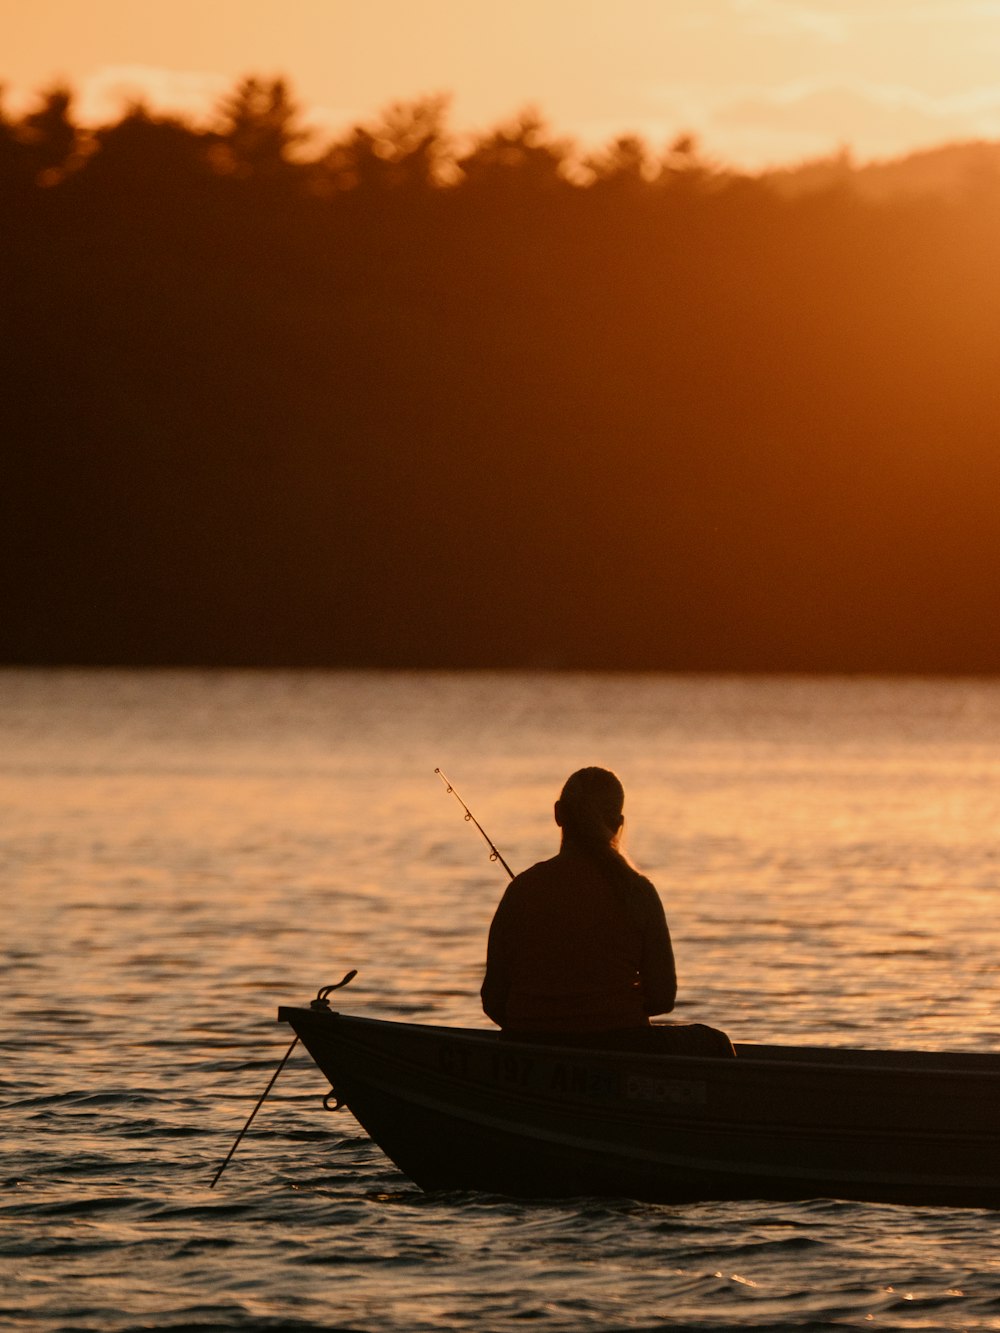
5 77 1000 671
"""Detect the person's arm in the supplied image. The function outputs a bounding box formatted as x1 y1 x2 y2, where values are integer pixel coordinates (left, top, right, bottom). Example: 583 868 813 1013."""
481 889 515 1026
639 882 677 1016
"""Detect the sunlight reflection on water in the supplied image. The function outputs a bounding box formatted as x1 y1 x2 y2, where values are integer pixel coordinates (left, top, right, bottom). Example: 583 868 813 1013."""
3 669 1000 1330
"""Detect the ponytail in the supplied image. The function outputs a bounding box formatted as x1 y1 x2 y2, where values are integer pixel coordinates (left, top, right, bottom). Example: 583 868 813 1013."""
556 768 646 900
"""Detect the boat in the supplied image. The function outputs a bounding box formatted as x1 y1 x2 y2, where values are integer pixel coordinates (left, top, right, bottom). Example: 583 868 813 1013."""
279 997 1000 1208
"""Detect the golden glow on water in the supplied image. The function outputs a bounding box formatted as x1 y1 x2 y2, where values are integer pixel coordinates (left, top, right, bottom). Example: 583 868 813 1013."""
3 669 1000 1333
4 669 1000 1052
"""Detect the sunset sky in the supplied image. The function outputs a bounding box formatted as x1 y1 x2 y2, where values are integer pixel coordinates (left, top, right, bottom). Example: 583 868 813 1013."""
5 0 1000 169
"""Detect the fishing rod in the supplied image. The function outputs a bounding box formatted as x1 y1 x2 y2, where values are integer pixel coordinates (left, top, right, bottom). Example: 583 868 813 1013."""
435 768 515 880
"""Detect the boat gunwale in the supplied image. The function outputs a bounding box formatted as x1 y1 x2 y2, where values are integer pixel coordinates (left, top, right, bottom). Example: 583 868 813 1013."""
277 1006 1000 1080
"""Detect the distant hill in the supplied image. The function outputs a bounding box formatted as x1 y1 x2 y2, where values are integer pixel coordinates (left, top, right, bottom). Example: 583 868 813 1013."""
6 85 1000 671
768 139 1000 201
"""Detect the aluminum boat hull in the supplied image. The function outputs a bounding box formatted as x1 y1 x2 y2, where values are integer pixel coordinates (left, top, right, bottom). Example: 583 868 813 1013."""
279 1005 1000 1207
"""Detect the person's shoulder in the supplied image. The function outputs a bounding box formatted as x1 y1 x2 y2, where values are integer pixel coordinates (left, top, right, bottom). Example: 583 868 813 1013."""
632 871 664 908
492 858 562 931
503 855 561 896
510 855 560 886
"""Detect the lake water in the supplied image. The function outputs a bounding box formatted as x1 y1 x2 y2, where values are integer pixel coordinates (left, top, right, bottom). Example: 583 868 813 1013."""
3 669 1000 1331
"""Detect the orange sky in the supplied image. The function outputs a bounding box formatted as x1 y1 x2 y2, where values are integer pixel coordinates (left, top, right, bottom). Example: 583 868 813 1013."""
6 0 1000 169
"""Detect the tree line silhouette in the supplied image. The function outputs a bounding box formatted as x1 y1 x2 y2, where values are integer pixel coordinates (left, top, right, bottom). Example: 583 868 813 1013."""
5 76 1000 670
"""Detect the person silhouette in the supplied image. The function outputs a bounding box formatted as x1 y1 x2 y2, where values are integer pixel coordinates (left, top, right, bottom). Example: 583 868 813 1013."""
481 767 734 1056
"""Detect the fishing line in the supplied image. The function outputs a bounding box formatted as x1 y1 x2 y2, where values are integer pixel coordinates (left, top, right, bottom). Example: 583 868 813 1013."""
209 971 357 1189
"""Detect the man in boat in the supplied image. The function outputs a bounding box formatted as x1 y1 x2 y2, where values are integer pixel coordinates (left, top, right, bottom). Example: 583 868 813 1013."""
481 767 734 1056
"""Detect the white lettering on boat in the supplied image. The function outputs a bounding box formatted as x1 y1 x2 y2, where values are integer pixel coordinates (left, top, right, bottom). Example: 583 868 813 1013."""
625 1074 707 1106
548 1062 620 1099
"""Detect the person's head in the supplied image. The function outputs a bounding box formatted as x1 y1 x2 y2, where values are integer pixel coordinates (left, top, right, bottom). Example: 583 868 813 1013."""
554 767 626 852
